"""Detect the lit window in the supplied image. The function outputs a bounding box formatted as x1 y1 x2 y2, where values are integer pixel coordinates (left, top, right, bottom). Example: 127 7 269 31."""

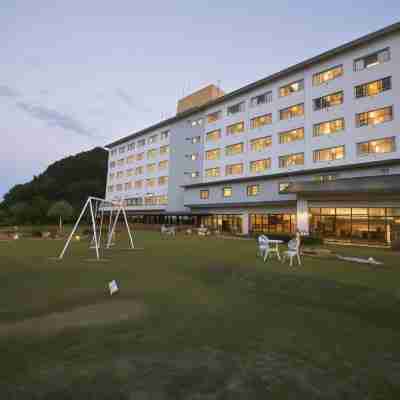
313 146 345 162
313 65 343 86
205 167 220 178
190 171 199 178
159 160 169 170
357 137 395 156
354 48 390 71
146 178 156 188
160 145 169 156
134 180 143 189
250 113 272 129
200 190 209 200
280 104 304 120
144 195 155 205
206 129 221 142
158 195 168 205
225 163 243 176
136 152 144 161
250 159 271 173
206 148 220 160
158 176 168 186
222 187 232 197
147 149 157 159
247 184 260 197
356 106 392 127
279 153 304 168
250 91 272 107
314 91 343 111
355 77 391 98
279 80 304 97
126 169 134 177
207 111 221 123
313 118 345 136
127 155 135 163
146 163 156 173
278 182 291 194
313 175 338 183
225 143 244 156
279 128 304 144
250 136 272 152
226 121 245 135
126 197 142 206
227 102 244 116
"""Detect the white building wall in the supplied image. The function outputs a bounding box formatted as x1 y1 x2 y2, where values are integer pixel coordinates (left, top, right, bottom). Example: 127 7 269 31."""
104 27 400 221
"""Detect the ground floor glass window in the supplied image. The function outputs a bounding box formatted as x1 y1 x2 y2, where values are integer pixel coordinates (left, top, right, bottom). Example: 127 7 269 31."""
309 207 400 243
200 215 242 234
249 214 296 234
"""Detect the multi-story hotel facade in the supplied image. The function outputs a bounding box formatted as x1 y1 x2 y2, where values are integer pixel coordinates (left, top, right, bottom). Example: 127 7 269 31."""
105 22 400 245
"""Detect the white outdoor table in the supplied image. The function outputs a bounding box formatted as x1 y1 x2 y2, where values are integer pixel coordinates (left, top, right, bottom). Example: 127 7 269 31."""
264 239 284 261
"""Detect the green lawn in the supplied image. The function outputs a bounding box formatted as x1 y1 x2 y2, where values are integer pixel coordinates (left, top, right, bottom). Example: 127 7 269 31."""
1 231 400 399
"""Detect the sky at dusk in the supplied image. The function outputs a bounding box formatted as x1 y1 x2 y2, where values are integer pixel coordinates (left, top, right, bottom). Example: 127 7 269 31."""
1 1 399 200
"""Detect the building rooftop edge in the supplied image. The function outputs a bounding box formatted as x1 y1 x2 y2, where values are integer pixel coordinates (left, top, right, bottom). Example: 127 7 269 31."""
105 21 400 149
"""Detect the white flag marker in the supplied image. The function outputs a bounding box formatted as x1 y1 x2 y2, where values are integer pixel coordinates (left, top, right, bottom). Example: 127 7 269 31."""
108 280 119 295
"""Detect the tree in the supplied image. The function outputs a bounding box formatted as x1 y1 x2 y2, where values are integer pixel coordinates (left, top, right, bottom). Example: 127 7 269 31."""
47 200 74 232
0 208 8 225
10 202 32 224
31 196 50 224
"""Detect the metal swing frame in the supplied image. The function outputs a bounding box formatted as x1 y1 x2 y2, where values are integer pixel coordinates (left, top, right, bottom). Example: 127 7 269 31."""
58 196 135 260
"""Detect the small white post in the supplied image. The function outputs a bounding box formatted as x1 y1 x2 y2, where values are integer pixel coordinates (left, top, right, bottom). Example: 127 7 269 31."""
122 206 135 249
89 198 100 260
59 198 90 259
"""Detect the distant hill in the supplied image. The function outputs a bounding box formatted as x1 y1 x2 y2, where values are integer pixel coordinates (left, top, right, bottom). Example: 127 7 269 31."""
1 147 107 213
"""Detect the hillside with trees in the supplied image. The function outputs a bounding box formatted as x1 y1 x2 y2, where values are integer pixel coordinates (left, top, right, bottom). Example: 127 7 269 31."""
0 147 107 225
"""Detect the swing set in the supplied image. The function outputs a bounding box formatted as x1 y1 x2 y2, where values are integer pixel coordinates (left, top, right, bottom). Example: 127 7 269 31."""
58 196 136 261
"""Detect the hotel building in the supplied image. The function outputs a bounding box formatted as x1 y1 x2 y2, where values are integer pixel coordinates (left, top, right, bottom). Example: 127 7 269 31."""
105 22 400 245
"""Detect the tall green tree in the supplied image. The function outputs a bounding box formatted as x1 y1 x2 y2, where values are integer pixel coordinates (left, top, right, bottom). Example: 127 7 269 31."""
10 202 32 224
47 200 74 232
2 147 107 213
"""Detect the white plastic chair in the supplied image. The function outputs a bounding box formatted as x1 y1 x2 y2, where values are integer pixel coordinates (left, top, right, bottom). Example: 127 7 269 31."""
257 235 269 259
283 238 302 267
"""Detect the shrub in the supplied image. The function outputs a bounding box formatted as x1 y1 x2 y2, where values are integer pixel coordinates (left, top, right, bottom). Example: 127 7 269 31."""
391 239 400 251
301 236 324 246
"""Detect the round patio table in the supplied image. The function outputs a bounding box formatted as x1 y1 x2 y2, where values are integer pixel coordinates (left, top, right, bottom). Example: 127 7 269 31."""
264 239 284 261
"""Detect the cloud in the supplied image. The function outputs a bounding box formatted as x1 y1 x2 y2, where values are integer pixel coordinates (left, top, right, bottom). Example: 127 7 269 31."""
115 88 152 113
0 85 20 98
15 101 96 138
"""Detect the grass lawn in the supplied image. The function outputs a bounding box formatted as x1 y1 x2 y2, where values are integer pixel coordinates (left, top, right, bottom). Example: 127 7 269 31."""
1 231 400 399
